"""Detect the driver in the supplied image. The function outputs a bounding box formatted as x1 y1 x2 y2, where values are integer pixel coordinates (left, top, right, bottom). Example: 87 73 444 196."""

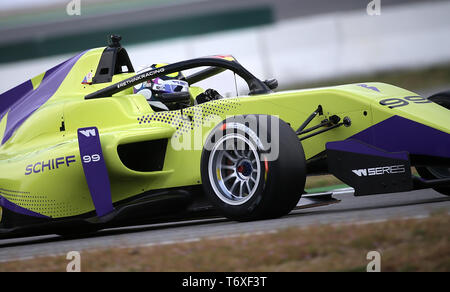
134 63 223 111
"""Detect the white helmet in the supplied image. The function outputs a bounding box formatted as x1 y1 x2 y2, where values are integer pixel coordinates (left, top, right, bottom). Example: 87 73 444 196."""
134 63 189 111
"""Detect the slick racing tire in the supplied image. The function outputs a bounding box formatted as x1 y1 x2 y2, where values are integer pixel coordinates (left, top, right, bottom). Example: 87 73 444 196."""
416 92 450 196
201 115 306 221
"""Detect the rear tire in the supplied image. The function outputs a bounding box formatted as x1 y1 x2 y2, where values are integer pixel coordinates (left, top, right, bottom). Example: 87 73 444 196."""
416 92 450 196
201 115 306 221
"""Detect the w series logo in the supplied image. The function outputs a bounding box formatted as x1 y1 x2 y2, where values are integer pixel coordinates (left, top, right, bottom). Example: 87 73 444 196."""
78 128 101 164
352 165 406 177
79 129 96 137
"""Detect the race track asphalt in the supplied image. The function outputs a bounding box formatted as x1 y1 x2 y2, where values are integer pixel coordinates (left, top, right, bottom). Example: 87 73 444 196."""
0 188 448 263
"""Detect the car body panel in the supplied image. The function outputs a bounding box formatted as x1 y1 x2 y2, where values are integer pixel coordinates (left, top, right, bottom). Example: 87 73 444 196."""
0 46 449 225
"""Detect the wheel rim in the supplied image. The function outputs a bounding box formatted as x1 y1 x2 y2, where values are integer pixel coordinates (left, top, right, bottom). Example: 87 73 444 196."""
426 167 450 179
208 134 261 206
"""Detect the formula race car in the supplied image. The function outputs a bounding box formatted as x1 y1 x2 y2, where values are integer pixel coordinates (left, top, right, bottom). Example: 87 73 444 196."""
1 36 449 238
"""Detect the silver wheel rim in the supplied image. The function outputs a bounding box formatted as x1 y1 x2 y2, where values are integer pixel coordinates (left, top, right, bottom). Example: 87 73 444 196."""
426 167 450 179
208 133 261 206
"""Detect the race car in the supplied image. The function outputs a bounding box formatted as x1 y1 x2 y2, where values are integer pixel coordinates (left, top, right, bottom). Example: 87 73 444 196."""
0 36 449 238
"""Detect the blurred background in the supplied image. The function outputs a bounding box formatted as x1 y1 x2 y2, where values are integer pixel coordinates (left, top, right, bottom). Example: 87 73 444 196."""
1 0 450 96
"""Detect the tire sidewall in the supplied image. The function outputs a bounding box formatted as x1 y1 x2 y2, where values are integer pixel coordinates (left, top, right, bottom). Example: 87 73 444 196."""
201 116 270 220
201 115 306 220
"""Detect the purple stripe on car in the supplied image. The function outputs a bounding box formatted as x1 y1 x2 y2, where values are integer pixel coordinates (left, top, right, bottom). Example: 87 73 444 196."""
0 81 34 122
0 195 49 218
351 115 450 158
0 51 87 145
77 127 114 217
326 139 409 161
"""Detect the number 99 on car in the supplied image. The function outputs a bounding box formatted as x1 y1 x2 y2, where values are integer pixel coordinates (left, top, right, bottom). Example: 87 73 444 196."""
82 154 101 164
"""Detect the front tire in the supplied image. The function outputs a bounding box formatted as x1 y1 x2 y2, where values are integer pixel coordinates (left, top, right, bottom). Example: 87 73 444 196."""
201 115 306 221
416 92 450 196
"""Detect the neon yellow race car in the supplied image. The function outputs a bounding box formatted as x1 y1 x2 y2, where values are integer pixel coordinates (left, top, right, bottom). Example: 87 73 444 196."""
0 36 449 238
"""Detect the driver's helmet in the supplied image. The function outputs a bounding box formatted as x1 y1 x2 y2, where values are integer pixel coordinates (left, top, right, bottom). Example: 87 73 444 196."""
134 63 189 111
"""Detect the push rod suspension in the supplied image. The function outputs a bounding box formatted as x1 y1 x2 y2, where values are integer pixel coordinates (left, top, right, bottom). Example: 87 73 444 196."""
295 105 323 135
299 117 351 141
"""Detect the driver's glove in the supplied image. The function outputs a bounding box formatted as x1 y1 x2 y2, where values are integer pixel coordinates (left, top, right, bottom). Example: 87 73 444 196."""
196 89 223 104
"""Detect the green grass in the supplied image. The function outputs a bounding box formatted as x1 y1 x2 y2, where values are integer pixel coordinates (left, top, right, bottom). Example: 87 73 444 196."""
305 175 346 192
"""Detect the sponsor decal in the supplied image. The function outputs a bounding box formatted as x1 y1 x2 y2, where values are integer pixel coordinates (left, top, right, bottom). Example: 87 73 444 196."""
357 84 380 92
81 72 93 85
79 128 96 137
352 165 406 177
117 68 165 89
77 127 114 217
25 155 76 175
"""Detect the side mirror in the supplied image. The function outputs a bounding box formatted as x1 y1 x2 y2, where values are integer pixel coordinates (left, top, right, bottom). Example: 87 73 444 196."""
160 91 191 104
264 79 278 90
